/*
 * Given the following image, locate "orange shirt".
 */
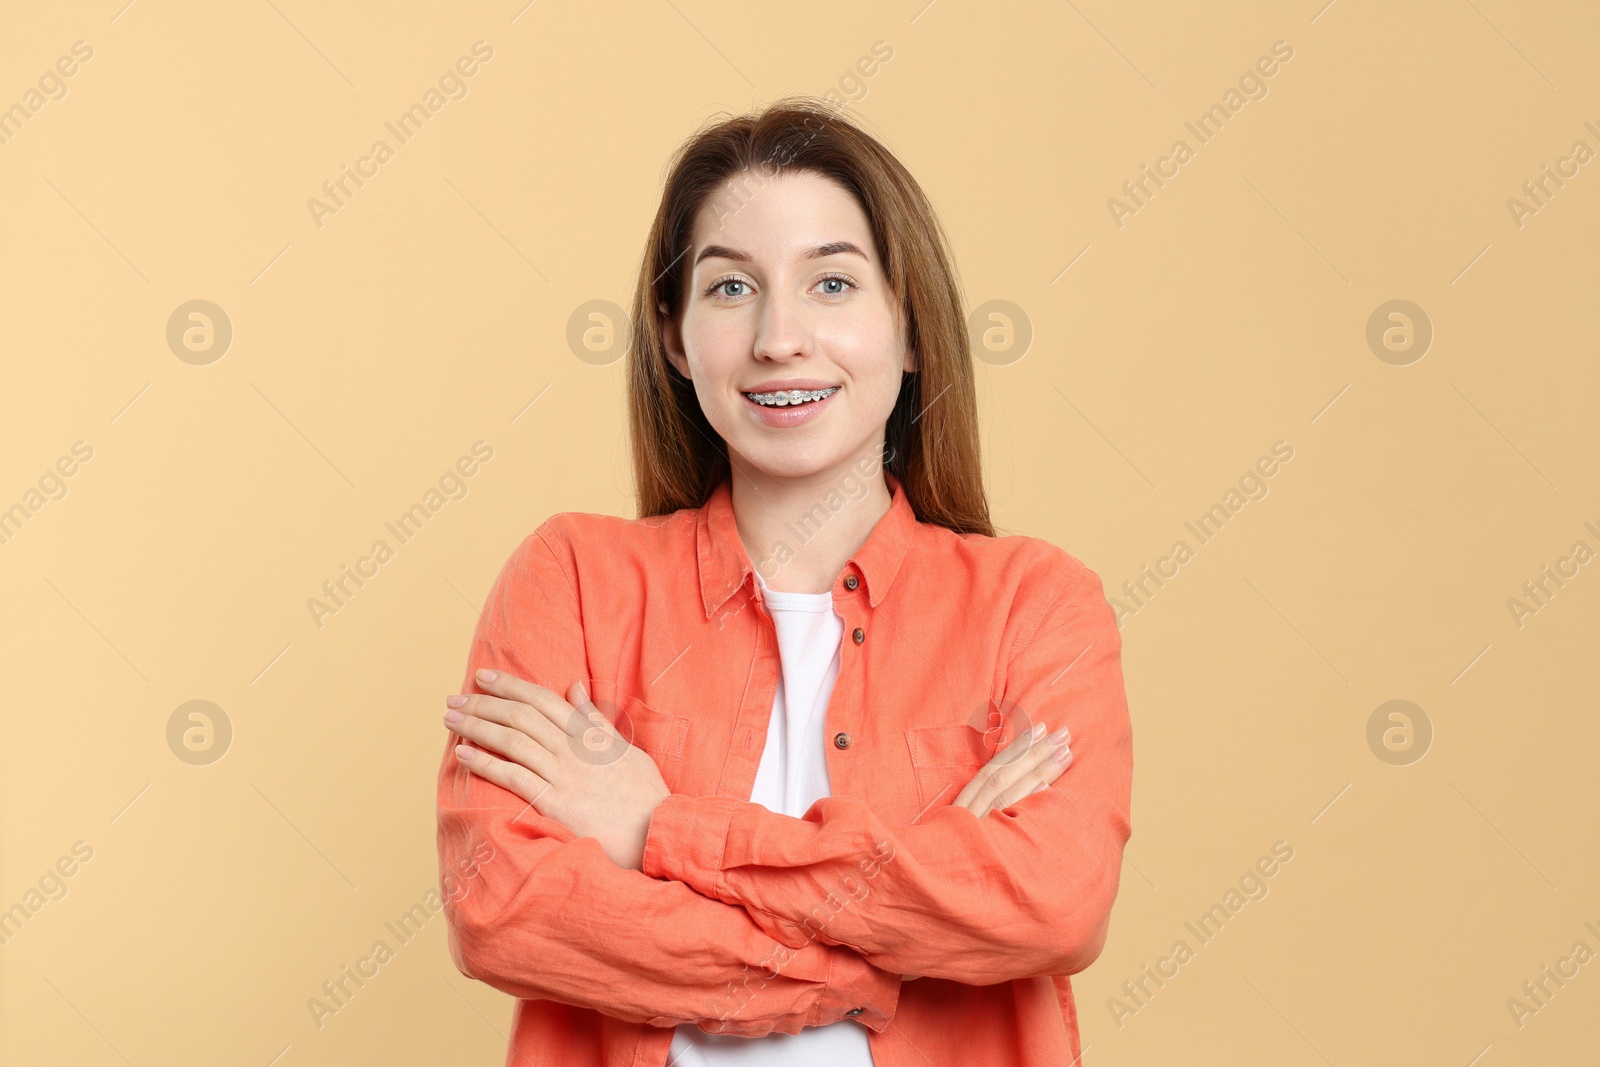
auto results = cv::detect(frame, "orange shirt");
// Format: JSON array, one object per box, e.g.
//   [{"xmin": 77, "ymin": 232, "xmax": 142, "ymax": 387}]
[{"xmin": 436, "ymin": 468, "xmax": 1134, "ymax": 1066}]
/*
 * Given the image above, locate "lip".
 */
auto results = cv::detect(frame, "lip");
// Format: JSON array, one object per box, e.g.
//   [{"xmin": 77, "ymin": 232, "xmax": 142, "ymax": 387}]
[
  {"xmin": 741, "ymin": 378, "xmax": 840, "ymax": 393},
  {"xmin": 742, "ymin": 384, "xmax": 839, "ymax": 428}
]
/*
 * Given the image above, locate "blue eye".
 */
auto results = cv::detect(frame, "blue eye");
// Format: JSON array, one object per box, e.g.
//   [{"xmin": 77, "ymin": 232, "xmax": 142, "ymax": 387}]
[
  {"xmin": 706, "ymin": 278, "xmax": 749, "ymax": 299},
  {"xmin": 703, "ymin": 273, "xmax": 858, "ymax": 300}
]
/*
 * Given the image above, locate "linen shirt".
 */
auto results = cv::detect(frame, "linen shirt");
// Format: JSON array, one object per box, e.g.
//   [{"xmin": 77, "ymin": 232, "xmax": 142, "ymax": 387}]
[
  {"xmin": 668, "ymin": 568, "xmax": 873, "ymax": 1064},
  {"xmin": 436, "ymin": 468, "xmax": 1134, "ymax": 1067}
]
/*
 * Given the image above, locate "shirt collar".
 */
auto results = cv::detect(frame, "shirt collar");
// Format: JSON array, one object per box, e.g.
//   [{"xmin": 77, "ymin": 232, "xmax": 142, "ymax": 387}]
[{"xmin": 697, "ymin": 467, "xmax": 917, "ymax": 618}]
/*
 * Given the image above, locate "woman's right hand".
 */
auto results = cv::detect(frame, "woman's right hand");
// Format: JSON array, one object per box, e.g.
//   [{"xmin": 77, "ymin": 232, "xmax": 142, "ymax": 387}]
[{"xmin": 952, "ymin": 720, "xmax": 1074, "ymax": 820}]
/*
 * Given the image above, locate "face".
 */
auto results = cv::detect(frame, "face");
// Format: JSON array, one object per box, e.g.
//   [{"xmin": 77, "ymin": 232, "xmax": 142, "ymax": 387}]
[{"xmin": 660, "ymin": 169, "xmax": 915, "ymax": 485}]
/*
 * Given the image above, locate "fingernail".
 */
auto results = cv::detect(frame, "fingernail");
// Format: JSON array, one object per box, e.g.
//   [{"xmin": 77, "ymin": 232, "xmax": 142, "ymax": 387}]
[
  {"xmin": 445, "ymin": 695, "xmax": 467, "ymax": 708},
  {"xmin": 476, "ymin": 668, "xmax": 498, "ymax": 683},
  {"xmin": 1052, "ymin": 745, "xmax": 1072, "ymax": 763},
  {"xmin": 1031, "ymin": 781, "xmax": 1047, "ymax": 795},
  {"xmin": 1048, "ymin": 725, "xmax": 1069, "ymax": 744},
  {"xmin": 1030, "ymin": 722, "xmax": 1046, "ymax": 741},
  {"xmin": 575, "ymin": 680, "xmax": 589, "ymax": 702},
  {"xmin": 444, "ymin": 709, "xmax": 463, "ymax": 723},
  {"xmin": 455, "ymin": 744, "xmax": 474, "ymax": 759}
]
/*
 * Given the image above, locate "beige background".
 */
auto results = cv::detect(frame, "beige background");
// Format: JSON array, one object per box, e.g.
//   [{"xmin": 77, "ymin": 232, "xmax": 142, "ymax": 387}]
[{"xmin": 2, "ymin": 1, "xmax": 1597, "ymax": 1064}]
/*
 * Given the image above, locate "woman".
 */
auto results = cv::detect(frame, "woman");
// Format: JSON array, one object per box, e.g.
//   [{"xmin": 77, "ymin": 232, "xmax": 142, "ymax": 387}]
[{"xmin": 436, "ymin": 97, "xmax": 1132, "ymax": 1067}]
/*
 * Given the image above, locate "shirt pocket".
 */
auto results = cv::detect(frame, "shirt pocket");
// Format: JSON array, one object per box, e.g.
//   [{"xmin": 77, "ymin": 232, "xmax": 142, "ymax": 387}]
[
  {"xmin": 613, "ymin": 696, "xmax": 693, "ymax": 795},
  {"xmin": 904, "ymin": 722, "xmax": 992, "ymax": 814}
]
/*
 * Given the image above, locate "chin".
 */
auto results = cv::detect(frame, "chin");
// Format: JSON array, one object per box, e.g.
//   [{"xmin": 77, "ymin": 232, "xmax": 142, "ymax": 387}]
[{"xmin": 735, "ymin": 444, "xmax": 844, "ymax": 482}]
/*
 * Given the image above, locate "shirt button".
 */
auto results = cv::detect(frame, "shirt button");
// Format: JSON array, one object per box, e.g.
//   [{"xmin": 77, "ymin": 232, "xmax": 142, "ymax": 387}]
[
  {"xmin": 845, "ymin": 1007, "xmax": 863, "ymax": 1016},
  {"xmin": 852, "ymin": 627, "xmax": 865, "ymax": 644},
  {"xmin": 834, "ymin": 732, "xmax": 852, "ymax": 749},
  {"xmin": 844, "ymin": 574, "xmax": 859, "ymax": 591}
]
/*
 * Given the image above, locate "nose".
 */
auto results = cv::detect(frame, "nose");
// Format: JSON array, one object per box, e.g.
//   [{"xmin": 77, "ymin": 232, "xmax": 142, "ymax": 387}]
[{"xmin": 752, "ymin": 288, "xmax": 811, "ymax": 362}]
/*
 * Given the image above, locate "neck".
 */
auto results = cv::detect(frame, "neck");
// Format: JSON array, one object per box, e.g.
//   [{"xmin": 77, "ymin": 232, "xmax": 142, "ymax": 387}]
[{"xmin": 728, "ymin": 447, "xmax": 892, "ymax": 594}]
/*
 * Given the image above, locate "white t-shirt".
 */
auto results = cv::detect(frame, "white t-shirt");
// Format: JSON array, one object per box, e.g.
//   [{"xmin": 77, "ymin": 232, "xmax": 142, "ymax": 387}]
[{"xmin": 668, "ymin": 569, "xmax": 875, "ymax": 1066}]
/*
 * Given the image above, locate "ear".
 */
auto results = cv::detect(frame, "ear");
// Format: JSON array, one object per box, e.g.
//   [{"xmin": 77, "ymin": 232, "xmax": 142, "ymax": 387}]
[
  {"xmin": 658, "ymin": 300, "xmax": 690, "ymax": 380},
  {"xmin": 898, "ymin": 311, "xmax": 918, "ymax": 375}
]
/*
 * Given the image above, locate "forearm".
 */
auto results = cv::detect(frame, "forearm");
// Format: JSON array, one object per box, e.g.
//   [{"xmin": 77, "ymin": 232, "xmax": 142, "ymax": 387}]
[
  {"xmin": 439, "ymin": 526, "xmax": 900, "ymax": 1036},
  {"xmin": 642, "ymin": 788, "xmax": 1123, "ymax": 985},
  {"xmin": 440, "ymin": 743, "xmax": 901, "ymax": 1036},
  {"xmin": 640, "ymin": 563, "xmax": 1133, "ymax": 986}
]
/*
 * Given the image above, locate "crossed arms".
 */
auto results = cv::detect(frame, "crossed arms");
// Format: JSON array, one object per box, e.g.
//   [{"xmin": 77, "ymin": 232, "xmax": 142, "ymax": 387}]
[{"xmin": 435, "ymin": 527, "xmax": 1133, "ymax": 1036}]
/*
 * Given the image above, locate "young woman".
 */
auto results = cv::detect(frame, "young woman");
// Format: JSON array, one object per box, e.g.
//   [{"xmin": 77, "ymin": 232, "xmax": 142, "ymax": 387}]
[{"xmin": 436, "ymin": 98, "xmax": 1133, "ymax": 1067}]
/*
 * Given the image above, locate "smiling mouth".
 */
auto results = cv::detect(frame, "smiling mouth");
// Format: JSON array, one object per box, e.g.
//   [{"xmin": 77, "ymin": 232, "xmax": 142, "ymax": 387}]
[{"xmin": 742, "ymin": 386, "xmax": 840, "ymax": 407}]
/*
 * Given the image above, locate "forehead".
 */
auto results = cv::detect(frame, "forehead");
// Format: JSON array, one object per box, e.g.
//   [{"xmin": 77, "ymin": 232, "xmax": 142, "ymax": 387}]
[{"xmin": 688, "ymin": 169, "xmax": 876, "ymax": 263}]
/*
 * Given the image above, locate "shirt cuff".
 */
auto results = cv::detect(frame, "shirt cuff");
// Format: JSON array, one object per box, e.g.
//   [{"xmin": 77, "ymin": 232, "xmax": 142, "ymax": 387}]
[
  {"xmin": 640, "ymin": 793, "xmax": 741, "ymax": 895},
  {"xmin": 818, "ymin": 946, "xmax": 903, "ymax": 1032}
]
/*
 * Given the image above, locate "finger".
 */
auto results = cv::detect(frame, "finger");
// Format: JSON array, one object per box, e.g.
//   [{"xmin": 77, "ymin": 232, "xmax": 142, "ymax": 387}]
[
  {"xmin": 983, "ymin": 745, "xmax": 1072, "ymax": 815},
  {"xmin": 452, "ymin": 691, "xmax": 568, "ymax": 754},
  {"xmin": 958, "ymin": 722, "xmax": 1064, "ymax": 814},
  {"xmin": 968, "ymin": 726, "xmax": 1072, "ymax": 817},
  {"xmin": 552, "ymin": 680, "xmax": 645, "ymax": 769},
  {"xmin": 473, "ymin": 668, "xmax": 574, "ymax": 733},
  {"xmin": 951, "ymin": 722, "xmax": 1043, "ymax": 811},
  {"xmin": 445, "ymin": 709, "xmax": 559, "ymax": 783},
  {"xmin": 566, "ymin": 680, "xmax": 628, "ymax": 752},
  {"xmin": 454, "ymin": 742, "xmax": 551, "ymax": 808}
]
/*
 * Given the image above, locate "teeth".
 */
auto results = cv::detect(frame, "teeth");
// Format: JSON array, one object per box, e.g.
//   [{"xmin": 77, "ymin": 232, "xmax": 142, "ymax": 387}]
[{"xmin": 744, "ymin": 386, "xmax": 838, "ymax": 407}]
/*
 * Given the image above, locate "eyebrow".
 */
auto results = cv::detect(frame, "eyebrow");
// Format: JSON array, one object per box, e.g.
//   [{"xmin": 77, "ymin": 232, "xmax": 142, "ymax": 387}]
[{"xmin": 692, "ymin": 241, "xmax": 869, "ymax": 267}]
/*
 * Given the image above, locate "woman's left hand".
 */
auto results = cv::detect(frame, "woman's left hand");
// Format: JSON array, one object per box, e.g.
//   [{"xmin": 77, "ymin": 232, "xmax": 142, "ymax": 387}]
[{"xmin": 444, "ymin": 668, "xmax": 669, "ymax": 871}]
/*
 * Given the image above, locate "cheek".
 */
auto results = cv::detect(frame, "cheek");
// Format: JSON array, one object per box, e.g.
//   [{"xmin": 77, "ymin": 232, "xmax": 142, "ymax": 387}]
[
  {"xmin": 823, "ymin": 319, "xmax": 903, "ymax": 395},
  {"xmin": 681, "ymin": 317, "xmax": 747, "ymax": 378}
]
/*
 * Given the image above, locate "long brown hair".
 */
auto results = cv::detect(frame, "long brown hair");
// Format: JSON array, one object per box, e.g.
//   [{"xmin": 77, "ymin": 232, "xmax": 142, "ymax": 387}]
[{"xmin": 626, "ymin": 96, "xmax": 993, "ymax": 537}]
